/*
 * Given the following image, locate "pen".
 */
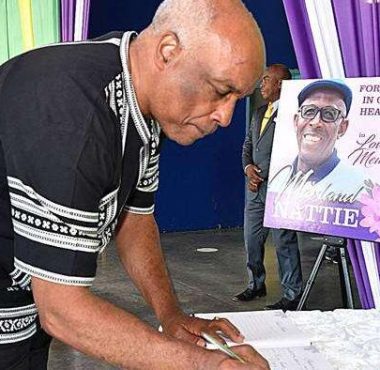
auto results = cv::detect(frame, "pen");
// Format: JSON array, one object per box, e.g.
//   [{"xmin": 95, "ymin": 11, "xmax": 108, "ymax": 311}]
[{"xmin": 201, "ymin": 332, "xmax": 246, "ymax": 364}]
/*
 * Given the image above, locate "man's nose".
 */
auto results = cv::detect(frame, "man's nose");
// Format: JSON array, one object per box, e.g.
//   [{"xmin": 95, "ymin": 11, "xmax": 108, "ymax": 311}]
[
  {"xmin": 210, "ymin": 99, "xmax": 237, "ymax": 128},
  {"xmin": 308, "ymin": 111, "xmax": 323, "ymax": 126}
]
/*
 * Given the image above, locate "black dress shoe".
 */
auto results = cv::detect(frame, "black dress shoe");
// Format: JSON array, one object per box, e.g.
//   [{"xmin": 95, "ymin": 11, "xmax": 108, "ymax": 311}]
[
  {"xmin": 264, "ymin": 297, "xmax": 300, "ymax": 311},
  {"xmin": 233, "ymin": 285, "xmax": 267, "ymax": 302}
]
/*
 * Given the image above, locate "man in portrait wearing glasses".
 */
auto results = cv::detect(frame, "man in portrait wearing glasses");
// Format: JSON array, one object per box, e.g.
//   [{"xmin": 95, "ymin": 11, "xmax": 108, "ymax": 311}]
[
  {"xmin": 292, "ymin": 80, "xmax": 354, "ymax": 186},
  {"xmin": 269, "ymin": 80, "xmax": 368, "ymax": 264},
  {"xmin": 270, "ymin": 80, "xmax": 366, "ymax": 213}
]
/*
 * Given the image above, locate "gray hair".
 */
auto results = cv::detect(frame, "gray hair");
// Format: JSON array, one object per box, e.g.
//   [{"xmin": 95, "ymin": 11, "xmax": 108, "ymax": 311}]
[
  {"xmin": 151, "ymin": 0, "xmax": 215, "ymax": 49},
  {"xmin": 151, "ymin": 0, "xmax": 252, "ymax": 50}
]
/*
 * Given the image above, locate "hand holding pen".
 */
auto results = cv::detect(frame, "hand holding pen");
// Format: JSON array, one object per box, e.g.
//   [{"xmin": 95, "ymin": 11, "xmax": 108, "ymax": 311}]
[
  {"xmin": 201, "ymin": 331, "xmax": 246, "ymax": 363},
  {"xmin": 201, "ymin": 331, "xmax": 270, "ymax": 369},
  {"xmin": 161, "ymin": 312, "xmax": 269, "ymax": 368}
]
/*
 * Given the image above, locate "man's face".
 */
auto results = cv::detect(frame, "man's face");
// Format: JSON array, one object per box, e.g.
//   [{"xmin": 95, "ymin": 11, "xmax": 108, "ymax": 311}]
[
  {"xmin": 294, "ymin": 89, "xmax": 349, "ymax": 171},
  {"xmin": 260, "ymin": 68, "xmax": 281, "ymax": 102},
  {"xmin": 150, "ymin": 32, "xmax": 263, "ymax": 145}
]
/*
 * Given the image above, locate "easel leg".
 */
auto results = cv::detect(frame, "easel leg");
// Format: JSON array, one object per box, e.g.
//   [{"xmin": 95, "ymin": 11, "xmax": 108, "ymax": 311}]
[
  {"xmin": 297, "ymin": 244, "xmax": 328, "ymax": 311},
  {"xmin": 338, "ymin": 247, "xmax": 354, "ymax": 309}
]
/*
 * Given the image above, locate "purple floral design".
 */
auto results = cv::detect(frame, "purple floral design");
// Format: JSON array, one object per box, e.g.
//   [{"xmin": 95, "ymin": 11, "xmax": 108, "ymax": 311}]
[{"xmin": 360, "ymin": 182, "xmax": 380, "ymax": 237}]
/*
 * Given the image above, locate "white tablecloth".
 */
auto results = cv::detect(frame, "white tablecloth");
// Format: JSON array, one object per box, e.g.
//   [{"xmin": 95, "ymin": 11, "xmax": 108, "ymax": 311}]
[{"xmin": 286, "ymin": 309, "xmax": 380, "ymax": 369}]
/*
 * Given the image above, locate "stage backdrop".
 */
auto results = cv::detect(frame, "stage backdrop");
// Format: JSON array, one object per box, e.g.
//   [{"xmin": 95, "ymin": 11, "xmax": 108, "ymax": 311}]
[{"xmin": 265, "ymin": 77, "xmax": 380, "ymax": 242}]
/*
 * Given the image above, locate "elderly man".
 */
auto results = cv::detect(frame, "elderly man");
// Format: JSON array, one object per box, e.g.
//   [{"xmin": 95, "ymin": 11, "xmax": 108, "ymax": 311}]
[
  {"xmin": 293, "ymin": 80, "xmax": 353, "ymax": 184},
  {"xmin": 272, "ymin": 80, "xmax": 364, "ymax": 195},
  {"xmin": 234, "ymin": 64, "xmax": 303, "ymax": 312},
  {"xmin": 0, "ymin": 1, "xmax": 268, "ymax": 369},
  {"xmin": 269, "ymin": 80, "xmax": 365, "ymax": 268}
]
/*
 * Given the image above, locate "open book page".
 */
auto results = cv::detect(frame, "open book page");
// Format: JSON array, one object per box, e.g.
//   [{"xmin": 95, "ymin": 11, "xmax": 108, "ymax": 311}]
[
  {"xmin": 258, "ymin": 346, "xmax": 334, "ymax": 370},
  {"xmin": 196, "ymin": 310, "xmax": 310, "ymax": 349}
]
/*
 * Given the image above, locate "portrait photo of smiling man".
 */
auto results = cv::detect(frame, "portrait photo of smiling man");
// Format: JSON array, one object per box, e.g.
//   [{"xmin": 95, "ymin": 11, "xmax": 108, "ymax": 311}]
[
  {"xmin": 268, "ymin": 79, "xmax": 367, "ymax": 197},
  {"xmin": 293, "ymin": 80, "xmax": 353, "ymax": 184},
  {"xmin": 264, "ymin": 78, "xmax": 375, "ymax": 242}
]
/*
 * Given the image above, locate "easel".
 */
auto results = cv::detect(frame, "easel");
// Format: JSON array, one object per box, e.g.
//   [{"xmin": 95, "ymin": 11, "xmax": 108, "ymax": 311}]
[{"xmin": 297, "ymin": 236, "xmax": 354, "ymax": 311}]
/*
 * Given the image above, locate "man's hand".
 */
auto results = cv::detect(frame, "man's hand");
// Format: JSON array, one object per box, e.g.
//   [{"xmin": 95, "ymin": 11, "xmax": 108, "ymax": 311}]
[
  {"xmin": 215, "ymin": 345, "xmax": 270, "ymax": 370},
  {"xmin": 246, "ymin": 164, "xmax": 263, "ymax": 192},
  {"xmin": 162, "ymin": 312, "xmax": 270, "ymax": 369},
  {"xmin": 161, "ymin": 311, "xmax": 244, "ymax": 347}
]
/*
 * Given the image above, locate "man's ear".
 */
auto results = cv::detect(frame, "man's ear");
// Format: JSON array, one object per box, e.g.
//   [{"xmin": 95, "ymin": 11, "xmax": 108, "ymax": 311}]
[
  {"xmin": 293, "ymin": 113, "xmax": 299, "ymax": 131},
  {"xmin": 338, "ymin": 118, "xmax": 349, "ymax": 138},
  {"xmin": 155, "ymin": 32, "xmax": 182, "ymax": 70}
]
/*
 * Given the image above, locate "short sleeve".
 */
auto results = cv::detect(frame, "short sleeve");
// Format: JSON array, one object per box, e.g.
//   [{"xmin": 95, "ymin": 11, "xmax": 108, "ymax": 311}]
[
  {"xmin": 0, "ymin": 60, "xmax": 120, "ymax": 286},
  {"xmin": 124, "ymin": 122, "xmax": 161, "ymax": 215}
]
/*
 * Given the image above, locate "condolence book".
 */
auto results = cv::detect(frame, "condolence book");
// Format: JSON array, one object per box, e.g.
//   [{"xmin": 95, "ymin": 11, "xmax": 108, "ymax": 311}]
[{"xmin": 196, "ymin": 310, "xmax": 333, "ymax": 370}]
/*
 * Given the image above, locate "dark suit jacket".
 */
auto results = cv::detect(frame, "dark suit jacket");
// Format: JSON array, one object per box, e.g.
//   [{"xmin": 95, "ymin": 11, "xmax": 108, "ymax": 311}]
[{"xmin": 242, "ymin": 104, "xmax": 277, "ymax": 198}]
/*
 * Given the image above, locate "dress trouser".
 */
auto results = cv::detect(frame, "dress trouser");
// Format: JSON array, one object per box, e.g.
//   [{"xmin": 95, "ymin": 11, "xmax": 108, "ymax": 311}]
[
  {"xmin": 0, "ymin": 325, "xmax": 51, "ymax": 370},
  {"xmin": 244, "ymin": 187, "xmax": 303, "ymax": 300}
]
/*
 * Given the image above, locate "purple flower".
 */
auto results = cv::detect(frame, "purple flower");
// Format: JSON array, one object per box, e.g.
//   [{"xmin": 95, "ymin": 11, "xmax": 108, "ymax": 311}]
[{"xmin": 360, "ymin": 185, "xmax": 380, "ymax": 236}]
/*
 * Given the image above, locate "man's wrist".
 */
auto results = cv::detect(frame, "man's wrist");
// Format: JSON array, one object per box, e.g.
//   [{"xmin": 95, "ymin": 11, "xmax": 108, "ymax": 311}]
[
  {"xmin": 156, "ymin": 303, "xmax": 183, "ymax": 325},
  {"xmin": 244, "ymin": 164, "xmax": 253, "ymax": 175}
]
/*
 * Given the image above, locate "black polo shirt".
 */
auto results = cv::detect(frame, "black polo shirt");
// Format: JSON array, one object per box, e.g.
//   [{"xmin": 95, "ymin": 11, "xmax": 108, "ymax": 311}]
[{"xmin": 0, "ymin": 31, "xmax": 161, "ymax": 344}]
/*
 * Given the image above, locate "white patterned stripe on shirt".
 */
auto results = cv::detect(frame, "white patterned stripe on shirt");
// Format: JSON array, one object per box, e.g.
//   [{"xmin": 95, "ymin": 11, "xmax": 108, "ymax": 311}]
[
  {"xmin": 14, "ymin": 258, "xmax": 95, "ymax": 286},
  {"xmin": 0, "ymin": 304, "xmax": 38, "ymax": 344}
]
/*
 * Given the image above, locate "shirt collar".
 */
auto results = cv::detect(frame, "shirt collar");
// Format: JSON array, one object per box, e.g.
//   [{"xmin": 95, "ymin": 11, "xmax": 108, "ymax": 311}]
[
  {"xmin": 120, "ymin": 31, "xmax": 151, "ymax": 145},
  {"xmin": 270, "ymin": 99, "xmax": 279, "ymax": 113},
  {"xmin": 293, "ymin": 149, "xmax": 340, "ymax": 182}
]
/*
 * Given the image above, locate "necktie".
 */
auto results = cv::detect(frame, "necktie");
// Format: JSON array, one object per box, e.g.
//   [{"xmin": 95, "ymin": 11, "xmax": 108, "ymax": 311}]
[{"xmin": 260, "ymin": 103, "xmax": 273, "ymax": 136}]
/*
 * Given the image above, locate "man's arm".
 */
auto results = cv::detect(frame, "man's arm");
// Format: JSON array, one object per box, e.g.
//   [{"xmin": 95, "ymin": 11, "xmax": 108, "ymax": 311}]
[
  {"xmin": 242, "ymin": 114, "xmax": 263, "ymax": 191},
  {"xmin": 242, "ymin": 116, "xmax": 254, "ymax": 172},
  {"xmin": 115, "ymin": 212, "xmax": 180, "ymax": 327},
  {"xmin": 32, "ymin": 278, "xmax": 214, "ymax": 369},
  {"xmin": 33, "ymin": 277, "xmax": 269, "ymax": 369},
  {"xmin": 31, "ymin": 214, "xmax": 269, "ymax": 369},
  {"xmin": 115, "ymin": 212, "xmax": 244, "ymax": 345}
]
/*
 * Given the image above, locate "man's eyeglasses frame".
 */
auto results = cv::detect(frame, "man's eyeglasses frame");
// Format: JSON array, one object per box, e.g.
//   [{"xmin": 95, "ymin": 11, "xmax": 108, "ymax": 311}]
[{"xmin": 298, "ymin": 104, "xmax": 346, "ymax": 124}]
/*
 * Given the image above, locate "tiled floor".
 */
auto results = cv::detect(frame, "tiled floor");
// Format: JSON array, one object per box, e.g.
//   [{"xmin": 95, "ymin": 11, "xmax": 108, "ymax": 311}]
[{"xmin": 48, "ymin": 229, "xmax": 360, "ymax": 369}]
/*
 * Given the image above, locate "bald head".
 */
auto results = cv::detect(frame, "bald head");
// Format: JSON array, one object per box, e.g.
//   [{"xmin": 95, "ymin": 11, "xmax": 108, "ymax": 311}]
[
  {"xmin": 130, "ymin": 0, "xmax": 265, "ymax": 145},
  {"xmin": 151, "ymin": 0, "xmax": 215, "ymax": 49},
  {"xmin": 148, "ymin": 0, "xmax": 265, "ymax": 93},
  {"xmin": 260, "ymin": 64, "xmax": 291, "ymax": 102},
  {"xmin": 151, "ymin": 0, "xmax": 260, "ymax": 50},
  {"xmin": 267, "ymin": 64, "xmax": 292, "ymax": 81}
]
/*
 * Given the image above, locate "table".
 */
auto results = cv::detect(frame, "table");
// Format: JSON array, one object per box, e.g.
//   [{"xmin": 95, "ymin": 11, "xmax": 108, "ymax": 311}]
[{"xmin": 286, "ymin": 309, "xmax": 380, "ymax": 369}]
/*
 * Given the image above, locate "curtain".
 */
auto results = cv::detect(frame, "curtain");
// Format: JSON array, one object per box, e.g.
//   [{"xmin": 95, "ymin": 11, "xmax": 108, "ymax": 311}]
[
  {"xmin": 32, "ymin": 0, "xmax": 60, "ymax": 47},
  {"xmin": 61, "ymin": 0, "xmax": 91, "ymax": 42},
  {"xmin": 282, "ymin": 0, "xmax": 320, "ymax": 78},
  {"xmin": 282, "ymin": 0, "xmax": 380, "ymax": 309},
  {"xmin": 1, "ymin": 0, "xmax": 91, "ymax": 65},
  {"xmin": 18, "ymin": 0, "xmax": 35, "ymax": 51},
  {"xmin": 60, "ymin": 0, "xmax": 74, "ymax": 41},
  {"xmin": 0, "ymin": 0, "xmax": 9, "ymax": 63},
  {"xmin": 2, "ymin": 0, "xmax": 24, "ymax": 63}
]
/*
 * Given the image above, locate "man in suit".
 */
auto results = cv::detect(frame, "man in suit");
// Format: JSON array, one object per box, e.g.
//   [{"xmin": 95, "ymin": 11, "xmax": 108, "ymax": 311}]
[{"xmin": 233, "ymin": 64, "xmax": 303, "ymax": 311}]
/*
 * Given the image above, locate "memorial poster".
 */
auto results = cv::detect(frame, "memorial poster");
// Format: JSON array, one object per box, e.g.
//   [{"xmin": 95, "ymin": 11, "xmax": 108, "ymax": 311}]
[{"xmin": 264, "ymin": 78, "xmax": 380, "ymax": 242}]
